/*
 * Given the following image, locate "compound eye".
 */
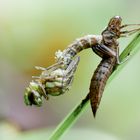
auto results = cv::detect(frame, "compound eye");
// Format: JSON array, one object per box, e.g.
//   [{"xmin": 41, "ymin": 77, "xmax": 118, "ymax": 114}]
[
  {"xmin": 24, "ymin": 87, "xmax": 43, "ymax": 106},
  {"xmin": 24, "ymin": 89, "xmax": 33, "ymax": 106}
]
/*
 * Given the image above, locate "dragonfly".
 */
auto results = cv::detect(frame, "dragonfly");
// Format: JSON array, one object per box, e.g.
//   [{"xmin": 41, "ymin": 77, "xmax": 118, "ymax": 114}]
[{"xmin": 24, "ymin": 16, "xmax": 140, "ymax": 116}]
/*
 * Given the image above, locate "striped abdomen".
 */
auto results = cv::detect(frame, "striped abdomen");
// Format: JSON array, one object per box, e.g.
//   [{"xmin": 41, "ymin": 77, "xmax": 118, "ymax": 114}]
[
  {"xmin": 89, "ymin": 57, "xmax": 116, "ymax": 117},
  {"xmin": 60, "ymin": 35, "xmax": 102, "ymax": 61}
]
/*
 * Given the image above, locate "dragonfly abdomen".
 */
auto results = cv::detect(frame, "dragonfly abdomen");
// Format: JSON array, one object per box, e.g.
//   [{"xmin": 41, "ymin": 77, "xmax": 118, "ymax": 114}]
[{"xmin": 55, "ymin": 35, "xmax": 102, "ymax": 64}]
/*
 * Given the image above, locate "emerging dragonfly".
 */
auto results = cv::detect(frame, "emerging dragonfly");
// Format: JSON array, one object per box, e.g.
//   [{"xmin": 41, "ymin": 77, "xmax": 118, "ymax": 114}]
[{"xmin": 24, "ymin": 16, "xmax": 140, "ymax": 116}]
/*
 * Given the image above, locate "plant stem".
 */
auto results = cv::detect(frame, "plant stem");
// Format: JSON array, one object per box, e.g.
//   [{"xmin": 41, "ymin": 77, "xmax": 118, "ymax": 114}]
[{"xmin": 49, "ymin": 33, "xmax": 140, "ymax": 140}]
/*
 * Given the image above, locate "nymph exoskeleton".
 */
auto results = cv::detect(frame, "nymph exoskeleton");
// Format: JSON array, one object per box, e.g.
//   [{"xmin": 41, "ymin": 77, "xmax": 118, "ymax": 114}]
[{"xmin": 89, "ymin": 16, "xmax": 140, "ymax": 116}]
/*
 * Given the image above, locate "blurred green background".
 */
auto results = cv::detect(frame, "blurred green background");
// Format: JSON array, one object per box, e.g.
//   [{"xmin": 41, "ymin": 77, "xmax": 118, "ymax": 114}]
[{"xmin": 0, "ymin": 0, "xmax": 140, "ymax": 140}]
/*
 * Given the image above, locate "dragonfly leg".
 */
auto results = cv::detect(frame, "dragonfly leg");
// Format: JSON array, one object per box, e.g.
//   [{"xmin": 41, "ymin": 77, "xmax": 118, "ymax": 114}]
[
  {"xmin": 92, "ymin": 44, "xmax": 116, "ymax": 58},
  {"xmin": 116, "ymin": 47, "xmax": 130, "ymax": 65},
  {"xmin": 61, "ymin": 56, "xmax": 80, "ymax": 89},
  {"xmin": 120, "ymin": 24, "xmax": 140, "ymax": 37},
  {"xmin": 35, "ymin": 61, "xmax": 63, "ymax": 72},
  {"xmin": 64, "ymin": 56, "xmax": 80, "ymax": 76}
]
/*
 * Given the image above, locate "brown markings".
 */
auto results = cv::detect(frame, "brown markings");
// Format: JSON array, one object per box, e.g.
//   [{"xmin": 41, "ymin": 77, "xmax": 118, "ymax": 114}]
[
  {"xmin": 88, "ymin": 16, "xmax": 122, "ymax": 117},
  {"xmin": 89, "ymin": 57, "xmax": 116, "ymax": 117},
  {"xmin": 62, "ymin": 35, "xmax": 101, "ymax": 59}
]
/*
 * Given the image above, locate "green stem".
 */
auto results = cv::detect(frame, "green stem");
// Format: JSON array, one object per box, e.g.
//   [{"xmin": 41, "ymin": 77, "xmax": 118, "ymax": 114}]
[{"xmin": 49, "ymin": 33, "xmax": 140, "ymax": 140}]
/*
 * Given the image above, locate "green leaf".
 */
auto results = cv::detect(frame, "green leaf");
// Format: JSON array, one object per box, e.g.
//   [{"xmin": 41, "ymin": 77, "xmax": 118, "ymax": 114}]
[{"xmin": 48, "ymin": 33, "xmax": 140, "ymax": 140}]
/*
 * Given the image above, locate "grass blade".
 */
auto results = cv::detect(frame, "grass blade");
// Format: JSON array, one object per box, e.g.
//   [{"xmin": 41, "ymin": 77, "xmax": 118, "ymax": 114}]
[{"xmin": 49, "ymin": 33, "xmax": 140, "ymax": 140}]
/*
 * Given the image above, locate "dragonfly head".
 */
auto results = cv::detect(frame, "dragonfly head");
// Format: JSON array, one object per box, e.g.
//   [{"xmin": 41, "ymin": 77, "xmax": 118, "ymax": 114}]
[{"xmin": 24, "ymin": 81, "xmax": 43, "ymax": 107}]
